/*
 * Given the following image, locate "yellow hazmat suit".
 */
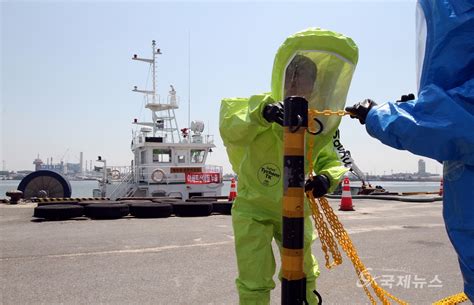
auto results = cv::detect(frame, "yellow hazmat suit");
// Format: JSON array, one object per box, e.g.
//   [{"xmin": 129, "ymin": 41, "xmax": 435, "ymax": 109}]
[{"xmin": 220, "ymin": 28, "xmax": 358, "ymax": 304}]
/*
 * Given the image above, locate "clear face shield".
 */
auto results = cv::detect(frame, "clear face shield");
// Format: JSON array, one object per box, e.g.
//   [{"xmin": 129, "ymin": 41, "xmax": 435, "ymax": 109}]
[
  {"xmin": 416, "ymin": 2, "xmax": 427, "ymax": 91},
  {"xmin": 283, "ymin": 51, "xmax": 356, "ymax": 136}
]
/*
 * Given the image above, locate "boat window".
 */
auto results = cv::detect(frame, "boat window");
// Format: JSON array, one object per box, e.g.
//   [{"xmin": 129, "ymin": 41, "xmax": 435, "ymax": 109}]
[
  {"xmin": 191, "ymin": 149, "xmax": 206, "ymax": 163},
  {"xmin": 153, "ymin": 149, "xmax": 172, "ymax": 163},
  {"xmin": 140, "ymin": 151, "xmax": 147, "ymax": 164},
  {"xmin": 178, "ymin": 155, "xmax": 186, "ymax": 163}
]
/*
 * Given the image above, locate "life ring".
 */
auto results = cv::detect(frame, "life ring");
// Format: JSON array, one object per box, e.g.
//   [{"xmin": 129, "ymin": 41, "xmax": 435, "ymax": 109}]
[
  {"xmin": 111, "ymin": 170, "xmax": 121, "ymax": 180},
  {"xmin": 151, "ymin": 169, "xmax": 166, "ymax": 183}
]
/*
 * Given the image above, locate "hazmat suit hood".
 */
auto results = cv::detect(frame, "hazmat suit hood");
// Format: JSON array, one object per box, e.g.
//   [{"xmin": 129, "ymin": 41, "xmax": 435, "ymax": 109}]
[
  {"xmin": 220, "ymin": 28, "xmax": 358, "ymax": 191},
  {"xmin": 271, "ymin": 28, "xmax": 359, "ymax": 139},
  {"xmin": 417, "ymin": 1, "xmax": 474, "ymax": 92}
]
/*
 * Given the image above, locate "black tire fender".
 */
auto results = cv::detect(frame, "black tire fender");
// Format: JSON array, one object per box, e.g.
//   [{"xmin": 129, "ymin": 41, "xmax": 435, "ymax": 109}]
[
  {"xmin": 129, "ymin": 202, "xmax": 173, "ymax": 218},
  {"xmin": 84, "ymin": 203, "xmax": 129, "ymax": 219},
  {"xmin": 33, "ymin": 204, "xmax": 84, "ymax": 220},
  {"xmin": 173, "ymin": 201, "xmax": 213, "ymax": 217},
  {"xmin": 212, "ymin": 201, "xmax": 233, "ymax": 215}
]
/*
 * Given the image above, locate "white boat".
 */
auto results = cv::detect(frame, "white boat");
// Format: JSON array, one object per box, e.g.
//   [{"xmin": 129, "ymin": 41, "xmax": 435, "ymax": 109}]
[{"xmin": 94, "ymin": 41, "xmax": 223, "ymax": 200}]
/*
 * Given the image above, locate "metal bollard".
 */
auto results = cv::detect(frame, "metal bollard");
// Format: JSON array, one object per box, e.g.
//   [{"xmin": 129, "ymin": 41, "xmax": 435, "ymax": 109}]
[
  {"xmin": 282, "ymin": 96, "xmax": 308, "ymax": 305},
  {"xmin": 5, "ymin": 190, "xmax": 23, "ymax": 205}
]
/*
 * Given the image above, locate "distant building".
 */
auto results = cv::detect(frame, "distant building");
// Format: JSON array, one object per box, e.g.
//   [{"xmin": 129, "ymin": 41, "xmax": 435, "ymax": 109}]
[
  {"xmin": 418, "ymin": 159, "xmax": 426, "ymax": 176},
  {"xmin": 32, "ymin": 154, "xmax": 83, "ymax": 175},
  {"xmin": 33, "ymin": 155, "xmax": 43, "ymax": 171},
  {"xmin": 39, "ymin": 162, "xmax": 82, "ymax": 175}
]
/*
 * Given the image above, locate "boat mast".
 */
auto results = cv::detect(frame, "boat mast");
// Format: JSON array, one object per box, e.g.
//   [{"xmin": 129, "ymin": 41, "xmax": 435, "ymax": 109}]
[
  {"xmin": 188, "ymin": 31, "xmax": 191, "ymax": 129},
  {"xmin": 152, "ymin": 40, "xmax": 157, "ymax": 104},
  {"xmin": 132, "ymin": 41, "xmax": 181, "ymax": 142}
]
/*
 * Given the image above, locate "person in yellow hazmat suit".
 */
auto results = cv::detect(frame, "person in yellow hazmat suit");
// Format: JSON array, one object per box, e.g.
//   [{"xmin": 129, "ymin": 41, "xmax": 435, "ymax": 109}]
[{"xmin": 219, "ymin": 28, "xmax": 358, "ymax": 305}]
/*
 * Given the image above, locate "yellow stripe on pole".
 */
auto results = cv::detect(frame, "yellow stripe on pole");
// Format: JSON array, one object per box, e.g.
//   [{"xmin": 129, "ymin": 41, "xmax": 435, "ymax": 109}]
[
  {"xmin": 284, "ymin": 127, "xmax": 305, "ymax": 155},
  {"xmin": 282, "ymin": 248, "xmax": 305, "ymax": 280},
  {"xmin": 283, "ymin": 187, "xmax": 305, "ymax": 218}
]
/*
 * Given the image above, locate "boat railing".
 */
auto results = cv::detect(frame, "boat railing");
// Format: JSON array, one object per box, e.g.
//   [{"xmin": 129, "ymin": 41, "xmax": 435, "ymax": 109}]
[
  {"xmin": 142, "ymin": 94, "xmax": 180, "ymax": 107},
  {"xmin": 189, "ymin": 134, "xmax": 214, "ymax": 144},
  {"xmin": 108, "ymin": 171, "xmax": 135, "ymax": 200},
  {"xmin": 144, "ymin": 94, "xmax": 161, "ymax": 104},
  {"xmin": 107, "ymin": 165, "xmax": 134, "ymax": 181}
]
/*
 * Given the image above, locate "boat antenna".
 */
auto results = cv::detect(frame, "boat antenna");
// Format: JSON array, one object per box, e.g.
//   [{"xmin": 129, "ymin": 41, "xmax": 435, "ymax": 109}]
[
  {"xmin": 152, "ymin": 40, "xmax": 157, "ymax": 104},
  {"xmin": 188, "ymin": 30, "xmax": 191, "ymax": 128}
]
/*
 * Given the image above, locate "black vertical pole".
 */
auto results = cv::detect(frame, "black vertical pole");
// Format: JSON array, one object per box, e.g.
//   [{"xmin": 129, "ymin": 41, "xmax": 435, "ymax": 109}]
[{"xmin": 282, "ymin": 96, "xmax": 308, "ymax": 305}]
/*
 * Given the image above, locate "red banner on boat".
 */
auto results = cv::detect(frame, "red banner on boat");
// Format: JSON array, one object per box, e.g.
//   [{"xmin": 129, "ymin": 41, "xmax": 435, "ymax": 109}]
[{"xmin": 185, "ymin": 172, "xmax": 220, "ymax": 184}]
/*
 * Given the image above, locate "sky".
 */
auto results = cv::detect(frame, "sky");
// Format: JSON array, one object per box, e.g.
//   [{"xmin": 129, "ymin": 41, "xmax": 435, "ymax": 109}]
[{"xmin": 1, "ymin": 0, "xmax": 443, "ymax": 175}]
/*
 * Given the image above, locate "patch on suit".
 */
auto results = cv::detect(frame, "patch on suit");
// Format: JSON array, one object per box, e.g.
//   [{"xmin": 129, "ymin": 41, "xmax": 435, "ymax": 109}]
[{"xmin": 257, "ymin": 163, "xmax": 281, "ymax": 187}]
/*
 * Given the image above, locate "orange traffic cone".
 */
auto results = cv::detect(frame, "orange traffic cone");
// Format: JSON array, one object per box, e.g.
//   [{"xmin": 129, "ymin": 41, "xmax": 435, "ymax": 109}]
[
  {"xmin": 339, "ymin": 177, "xmax": 355, "ymax": 211},
  {"xmin": 439, "ymin": 178, "xmax": 444, "ymax": 196},
  {"xmin": 228, "ymin": 178, "xmax": 237, "ymax": 201}
]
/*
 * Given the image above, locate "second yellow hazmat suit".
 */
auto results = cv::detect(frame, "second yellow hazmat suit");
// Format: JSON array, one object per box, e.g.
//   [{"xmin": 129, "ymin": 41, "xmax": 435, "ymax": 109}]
[{"xmin": 219, "ymin": 28, "xmax": 358, "ymax": 305}]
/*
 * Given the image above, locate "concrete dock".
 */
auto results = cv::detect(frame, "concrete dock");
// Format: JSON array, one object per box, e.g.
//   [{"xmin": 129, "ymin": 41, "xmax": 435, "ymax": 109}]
[{"xmin": 0, "ymin": 199, "xmax": 465, "ymax": 305}]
